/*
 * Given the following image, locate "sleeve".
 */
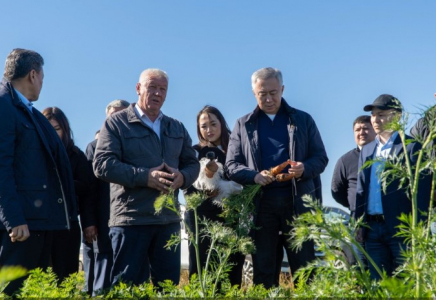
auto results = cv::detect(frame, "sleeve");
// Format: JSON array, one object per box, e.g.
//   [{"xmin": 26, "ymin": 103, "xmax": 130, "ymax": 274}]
[
  {"xmin": 93, "ymin": 119, "xmax": 149, "ymax": 188},
  {"xmin": 331, "ymin": 157, "xmax": 350, "ymax": 208},
  {"xmin": 72, "ymin": 149, "xmax": 98, "ymax": 229},
  {"xmin": 225, "ymin": 119, "xmax": 258, "ymax": 184},
  {"xmin": 177, "ymin": 124, "xmax": 200, "ymax": 190},
  {"xmin": 0, "ymin": 102, "xmax": 26, "ymax": 230},
  {"xmin": 300, "ymin": 115, "xmax": 329, "ymax": 181}
]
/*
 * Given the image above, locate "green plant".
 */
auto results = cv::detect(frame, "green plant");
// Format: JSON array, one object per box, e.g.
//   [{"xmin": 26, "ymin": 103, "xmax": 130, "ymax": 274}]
[
  {"xmin": 0, "ymin": 266, "xmax": 27, "ymax": 296},
  {"xmin": 154, "ymin": 185, "xmax": 259, "ymax": 297}
]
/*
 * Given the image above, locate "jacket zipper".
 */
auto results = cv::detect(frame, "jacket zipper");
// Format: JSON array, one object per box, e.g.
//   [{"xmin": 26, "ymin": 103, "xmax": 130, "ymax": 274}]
[{"xmin": 54, "ymin": 166, "xmax": 70, "ymax": 230}]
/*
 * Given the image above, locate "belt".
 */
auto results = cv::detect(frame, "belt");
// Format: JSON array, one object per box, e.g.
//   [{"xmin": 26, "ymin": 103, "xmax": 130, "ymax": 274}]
[{"xmin": 367, "ymin": 214, "xmax": 385, "ymax": 223}]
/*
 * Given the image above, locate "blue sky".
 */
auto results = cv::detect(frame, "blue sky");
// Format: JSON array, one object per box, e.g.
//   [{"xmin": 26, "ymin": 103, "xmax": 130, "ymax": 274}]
[{"xmin": 2, "ymin": 1, "xmax": 435, "ymax": 210}]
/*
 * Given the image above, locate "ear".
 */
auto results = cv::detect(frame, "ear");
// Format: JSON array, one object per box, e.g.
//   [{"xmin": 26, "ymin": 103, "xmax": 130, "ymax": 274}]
[
  {"xmin": 281, "ymin": 85, "xmax": 285, "ymax": 93},
  {"xmin": 28, "ymin": 69, "xmax": 37, "ymax": 83},
  {"xmin": 136, "ymin": 82, "xmax": 141, "ymax": 95}
]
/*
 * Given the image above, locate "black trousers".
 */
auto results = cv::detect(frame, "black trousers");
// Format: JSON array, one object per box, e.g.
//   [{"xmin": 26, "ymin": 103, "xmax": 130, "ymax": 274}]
[
  {"xmin": 185, "ymin": 206, "xmax": 245, "ymax": 286},
  {"xmin": 51, "ymin": 221, "xmax": 81, "ymax": 283},
  {"xmin": 252, "ymin": 196, "xmax": 315, "ymax": 289},
  {"xmin": 0, "ymin": 230, "xmax": 53, "ymax": 295}
]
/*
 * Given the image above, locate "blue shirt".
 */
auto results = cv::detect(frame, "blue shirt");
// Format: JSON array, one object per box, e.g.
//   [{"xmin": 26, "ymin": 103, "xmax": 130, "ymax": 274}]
[
  {"xmin": 134, "ymin": 104, "xmax": 163, "ymax": 138},
  {"xmin": 14, "ymin": 88, "xmax": 33, "ymax": 113},
  {"xmin": 367, "ymin": 131, "xmax": 399, "ymax": 215}
]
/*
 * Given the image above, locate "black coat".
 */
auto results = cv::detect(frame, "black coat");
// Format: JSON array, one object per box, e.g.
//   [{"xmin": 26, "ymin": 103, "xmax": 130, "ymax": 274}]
[{"xmin": 0, "ymin": 79, "xmax": 77, "ymax": 231}]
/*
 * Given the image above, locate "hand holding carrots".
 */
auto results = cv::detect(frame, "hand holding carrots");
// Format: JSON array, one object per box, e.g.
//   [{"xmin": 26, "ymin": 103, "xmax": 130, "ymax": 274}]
[
  {"xmin": 254, "ymin": 170, "xmax": 274, "ymax": 186},
  {"xmin": 287, "ymin": 161, "xmax": 304, "ymax": 179}
]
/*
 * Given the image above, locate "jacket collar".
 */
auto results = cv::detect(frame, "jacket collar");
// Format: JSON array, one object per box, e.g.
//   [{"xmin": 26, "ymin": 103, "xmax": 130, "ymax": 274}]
[
  {"xmin": 247, "ymin": 98, "xmax": 296, "ymax": 123},
  {"xmin": 126, "ymin": 103, "xmax": 168, "ymax": 126},
  {"xmin": 1, "ymin": 79, "xmax": 22, "ymax": 108}
]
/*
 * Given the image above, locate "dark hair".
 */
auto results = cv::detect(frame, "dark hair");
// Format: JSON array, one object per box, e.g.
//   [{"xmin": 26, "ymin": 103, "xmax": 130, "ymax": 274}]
[
  {"xmin": 42, "ymin": 107, "xmax": 74, "ymax": 152},
  {"xmin": 196, "ymin": 105, "xmax": 231, "ymax": 153},
  {"xmin": 353, "ymin": 115, "xmax": 371, "ymax": 129},
  {"xmin": 3, "ymin": 48, "xmax": 44, "ymax": 81}
]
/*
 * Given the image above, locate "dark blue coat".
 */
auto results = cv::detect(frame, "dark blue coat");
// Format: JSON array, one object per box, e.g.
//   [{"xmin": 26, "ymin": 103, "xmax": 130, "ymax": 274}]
[
  {"xmin": 0, "ymin": 79, "xmax": 77, "ymax": 231},
  {"xmin": 225, "ymin": 98, "xmax": 328, "ymax": 215},
  {"xmin": 355, "ymin": 133, "xmax": 431, "ymax": 238}
]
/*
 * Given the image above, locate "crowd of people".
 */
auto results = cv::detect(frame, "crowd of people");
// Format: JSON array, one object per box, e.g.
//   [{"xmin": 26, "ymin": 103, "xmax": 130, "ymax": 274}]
[{"xmin": 0, "ymin": 48, "xmax": 433, "ymax": 296}]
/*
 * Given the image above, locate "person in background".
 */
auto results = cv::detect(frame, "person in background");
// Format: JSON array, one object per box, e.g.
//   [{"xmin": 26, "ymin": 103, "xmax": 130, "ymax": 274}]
[
  {"xmin": 0, "ymin": 49, "xmax": 77, "ymax": 295},
  {"xmin": 82, "ymin": 99, "xmax": 129, "ymax": 296},
  {"xmin": 93, "ymin": 68, "xmax": 199, "ymax": 287},
  {"xmin": 42, "ymin": 107, "xmax": 97, "ymax": 283},
  {"xmin": 332, "ymin": 115, "xmax": 376, "ymax": 213},
  {"xmin": 184, "ymin": 105, "xmax": 245, "ymax": 286},
  {"xmin": 225, "ymin": 67, "xmax": 328, "ymax": 288},
  {"xmin": 355, "ymin": 94, "xmax": 431, "ymax": 280},
  {"xmin": 331, "ymin": 115, "xmax": 376, "ymax": 265}
]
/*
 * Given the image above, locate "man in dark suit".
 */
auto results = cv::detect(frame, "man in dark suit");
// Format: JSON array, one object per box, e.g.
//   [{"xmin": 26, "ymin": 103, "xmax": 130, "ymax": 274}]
[
  {"xmin": 82, "ymin": 99, "xmax": 129, "ymax": 296},
  {"xmin": 355, "ymin": 94, "xmax": 431, "ymax": 280},
  {"xmin": 0, "ymin": 48, "xmax": 77, "ymax": 295}
]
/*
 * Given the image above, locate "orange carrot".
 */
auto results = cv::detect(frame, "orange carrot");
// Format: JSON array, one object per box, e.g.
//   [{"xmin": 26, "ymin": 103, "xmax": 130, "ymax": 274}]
[
  {"xmin": 270, "ymin": 160, "xmax": 290, "ymax": 176},
  {"xmin": 275, "ymin": 173, "xmax": 295, "ymax": 182}
]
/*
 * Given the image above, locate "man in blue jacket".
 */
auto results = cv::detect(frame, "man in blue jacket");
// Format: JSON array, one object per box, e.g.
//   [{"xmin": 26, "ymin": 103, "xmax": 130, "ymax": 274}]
[
  {"xmin": 0, "ymin": 49, "xmax": 77, "ymax": 294},
  {"xmin": 225, "ymin": 67, "xmax": 328, "ymax": 288},
  {"xmin": 355, "ymin": 94, "xmax": 431, "ymax": 280}
]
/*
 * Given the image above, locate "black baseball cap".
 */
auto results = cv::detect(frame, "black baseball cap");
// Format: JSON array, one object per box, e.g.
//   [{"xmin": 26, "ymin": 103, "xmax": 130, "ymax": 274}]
[{"xmin": 363, "ymin": 94, "xmax": 402, "ymax": 112}]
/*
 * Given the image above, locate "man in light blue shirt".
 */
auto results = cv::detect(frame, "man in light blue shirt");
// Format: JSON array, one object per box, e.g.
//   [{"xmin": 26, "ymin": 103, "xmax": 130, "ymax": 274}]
[{"xmin": 355, "ymin": 94, "xmax": 431, "ymax": 280}]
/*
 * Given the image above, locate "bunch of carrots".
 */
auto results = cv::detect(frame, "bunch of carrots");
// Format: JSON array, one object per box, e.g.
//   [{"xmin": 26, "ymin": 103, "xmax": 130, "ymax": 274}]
[{"xmin": 268, "ymin": 159, "xmax": 296, "ymax": 182}]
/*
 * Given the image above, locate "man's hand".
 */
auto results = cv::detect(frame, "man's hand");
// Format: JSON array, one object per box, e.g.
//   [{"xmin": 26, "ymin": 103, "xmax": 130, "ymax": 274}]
[
  {"xmin": 288, "ymin": 161, "xmax": 304, "ymax": 179},
  {"xmin": 83, "ymin": 226, "xmax": 98, "ymax": 244},
  {"xmin": 165, "ymin": 163, "xmax": 185, "ymax": 190},
  {"xmin": 9, "ymin": 224, "xmax": 30, "ymax": 242},
  {"xmin": 254, "ymin": 170, "xmax": 274, "ymax": 186},
  {"xmin": 147, "ymin": 163, "xmax": 174, "ymax": 193},
  {"xmin": 355, "ymin": 227, "xmax": 364, "ymax": 243}
]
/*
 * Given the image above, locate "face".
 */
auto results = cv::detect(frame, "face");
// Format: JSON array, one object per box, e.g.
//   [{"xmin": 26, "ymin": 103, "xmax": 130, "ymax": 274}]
[
  {"xmin": 136, "ymin": 75, "xmax": 168, "ymax": 115},
  {"xmin": 29, "ymin": 68, "xmax": 44, "ymax": 101},
  {"xmin": 49, "ymin": 119, "xmax": 63, "ymax": 140},
  {"xmin": 353, "ymin": 122, "xmax": 376, "ymax": 147},
  {"xmin": 370, "ymin": 108, "xmax": 397, "ymax": 135},
  {"xmin": 252, "ymin": 77, "xmax": 284, "ymax": 115},
  {"xmin": 199, "ymin": 113, "xmax": 222, "ymax": 146}
]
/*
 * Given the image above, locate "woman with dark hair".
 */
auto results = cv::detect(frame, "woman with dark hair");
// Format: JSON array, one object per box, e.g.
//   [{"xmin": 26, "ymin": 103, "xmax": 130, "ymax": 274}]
[
  {"xmin": 185, "ymin": 105, "xmax": 245, "ymax": 286},
  {"xmin": 42, "ymin": 107, "xmax": 96, "ymax": 283}
]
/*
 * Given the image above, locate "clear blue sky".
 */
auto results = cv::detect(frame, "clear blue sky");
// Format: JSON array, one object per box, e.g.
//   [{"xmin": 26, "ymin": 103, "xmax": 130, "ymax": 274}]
[{"xmin": 2, "ymin": 1, "xmax": 435, "ymax": 210}]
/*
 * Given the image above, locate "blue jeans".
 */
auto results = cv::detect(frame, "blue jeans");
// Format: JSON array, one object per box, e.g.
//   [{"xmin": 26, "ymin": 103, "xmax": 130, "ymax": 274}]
[
  {"xmin": 365, "ymin": 221, "xmax": 405, "ymax": 280},
  {"xmin": 109, "ymin": 223, "xmax": 181, "ymax": 287}
]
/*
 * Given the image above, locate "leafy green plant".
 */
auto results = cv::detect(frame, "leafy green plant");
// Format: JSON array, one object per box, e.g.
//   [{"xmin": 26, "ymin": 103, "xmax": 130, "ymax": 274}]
[
  {"xmin": 154, "ymin": 185, "xmax": 259, "ymax": 297},
  {"xmin": 0, "ymin": 266, "xmax": 27, "ymax": 296}
]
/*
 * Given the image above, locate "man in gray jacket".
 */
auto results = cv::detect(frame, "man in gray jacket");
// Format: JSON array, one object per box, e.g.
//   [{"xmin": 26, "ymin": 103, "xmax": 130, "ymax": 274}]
[
  {"xmin": 226, "ymin": 67, "xmax": 328, "ymax": 288},
  {"xmin": 93, "ymin": 69, "xmax": 199, "ymax": 287}
]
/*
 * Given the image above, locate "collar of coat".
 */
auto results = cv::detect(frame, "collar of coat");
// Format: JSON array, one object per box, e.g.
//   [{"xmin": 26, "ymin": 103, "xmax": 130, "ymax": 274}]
[{"xmin": 247, "ymin": 98, "xmax": 296, "ymax": 125}]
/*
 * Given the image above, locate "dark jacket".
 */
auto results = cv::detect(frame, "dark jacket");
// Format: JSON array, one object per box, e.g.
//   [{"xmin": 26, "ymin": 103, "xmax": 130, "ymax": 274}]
[
  {"xmin": 85, "ymin": 139, "xmax": 111, "ymax": 252},
  {"xmin": 225, "ymin": 98, "xmax": 328, "ymax": 215},
  {"xmin": 0, "ymin": 79, "xmax": 77, "ymax": 231},
  {"xmin": 93, "ymin": 104, "xmax": 200, "ymax": 226},
  {"xmin": 331, "ymin": 147, "xmax": 360, "ymax": 211},
  {"xmin": 68, "ymin": 145, "xmax": 96, "ymax": 229},
  {"xmin": 355, "ymin": 134, "xmax": 431, "ymax": 238}
]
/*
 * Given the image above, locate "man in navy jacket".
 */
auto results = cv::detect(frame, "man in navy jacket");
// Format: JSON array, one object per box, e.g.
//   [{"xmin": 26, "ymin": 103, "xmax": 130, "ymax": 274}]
[
  {"xmin": 355, "ymin": 94, "xmax": 431, "ymax": 280},
  {"xmin": 0, "ymin": 49, "xmax": 77, "ymax": 294},
  {"xmin": 226, "ymin": 67, "xmax": 328, "ymax": 288}
]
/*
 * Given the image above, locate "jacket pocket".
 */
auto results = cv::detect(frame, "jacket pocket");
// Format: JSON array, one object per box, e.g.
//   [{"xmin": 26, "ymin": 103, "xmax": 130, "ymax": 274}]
[
  {"xmin": 163, "ymin": 130, "xmax": 184, "ymax": 160},
  {"xmin": 16, "ymin": 183, "xmax": 49, "ymax": 220},
  {"xmin": 123, "ymin": 129, "xmax": 156, "ymax": 159}
]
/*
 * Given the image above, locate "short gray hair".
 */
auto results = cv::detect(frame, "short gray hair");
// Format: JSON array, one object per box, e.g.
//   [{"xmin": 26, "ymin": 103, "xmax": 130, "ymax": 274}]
[
  {"xmin": 251, "ymin": 67, "xmax": 283, "ymax": 90},
  {"xmin": 139, "ymin": 68, "xmax": 169, "ymax": 83},
  {"xmin": 105, "ymin": 99, "xmax": 129, "ymax": 115},
  {"xmin": 4, "ymin": 48, "xmax": 44, "ymax": 81}
]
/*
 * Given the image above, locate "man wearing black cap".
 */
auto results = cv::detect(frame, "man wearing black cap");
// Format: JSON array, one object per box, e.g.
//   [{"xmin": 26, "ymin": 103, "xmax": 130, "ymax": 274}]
[{"xmin": 354, "ymin": 94, "xmax": 431, "ymax": 280}]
